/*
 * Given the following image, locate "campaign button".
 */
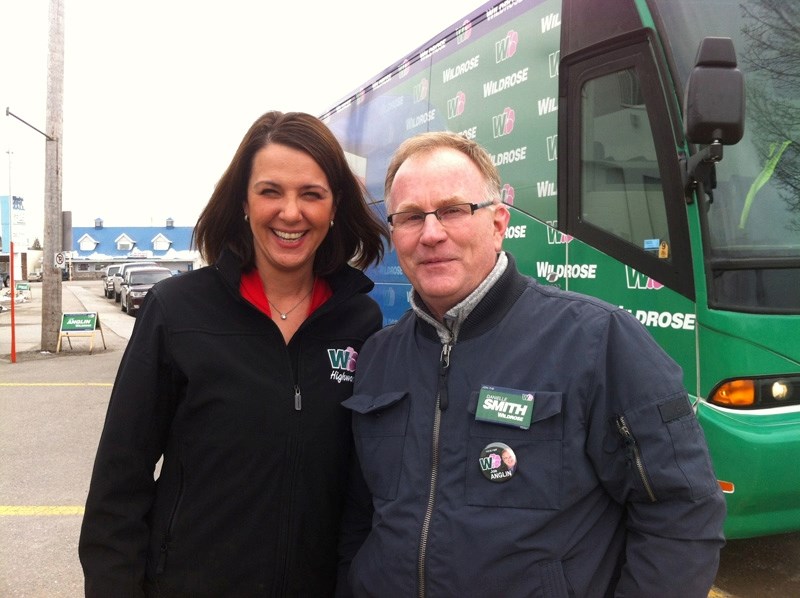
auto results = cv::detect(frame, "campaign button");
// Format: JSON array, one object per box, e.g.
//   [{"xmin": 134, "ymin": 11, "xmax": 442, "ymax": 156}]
[{"xmin": 478, "ymin": 442, "xmax": 517, "ymax": 483}]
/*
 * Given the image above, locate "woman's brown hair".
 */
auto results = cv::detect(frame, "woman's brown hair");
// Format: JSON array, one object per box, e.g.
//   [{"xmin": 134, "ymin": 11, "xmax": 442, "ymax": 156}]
[{"xmin": 193, "ymin": 111, "xmax": 388, "ymax": 275}]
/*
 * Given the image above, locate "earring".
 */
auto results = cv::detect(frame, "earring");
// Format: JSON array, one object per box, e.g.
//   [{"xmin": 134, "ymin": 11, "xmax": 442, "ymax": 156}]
[
  {"xmin": 330, "ymin": 220, "xmax": 334, "ymax": 228},
  {"xmin": 244, "ymin": 214, "xmax": 249, "ymax": 222}
]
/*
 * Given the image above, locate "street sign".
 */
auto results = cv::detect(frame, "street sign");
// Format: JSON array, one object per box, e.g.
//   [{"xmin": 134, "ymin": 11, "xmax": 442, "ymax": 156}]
[
  {"xmin": 60, "ymin": 312, "xmax": 97, "ymax": 332},
  {"xmin": 56, "ymin": 312, "xmax": 106, "ymax": 354},
  {"xmin": 16, "ymin": 282, "xmax": 31, "ymax": 298},
  {"xmin": 54, "ymin": 252, "xmax": 66, "ymax": 268}
]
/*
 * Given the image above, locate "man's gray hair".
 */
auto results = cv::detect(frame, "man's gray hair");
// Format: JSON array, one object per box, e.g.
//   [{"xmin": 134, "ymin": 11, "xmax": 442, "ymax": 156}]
[{"xmin": 384, "ymin": 131, "xmax": 502, "ymax": 210}]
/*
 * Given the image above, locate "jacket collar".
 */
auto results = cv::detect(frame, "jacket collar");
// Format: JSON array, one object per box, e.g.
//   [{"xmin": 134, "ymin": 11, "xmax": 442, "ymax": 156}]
[
  {"xmin": 213, "ymin": 248, "xmax": 375, "ymax": 307},
  {"xmin": 415, "ymin": 252, "xmax": 528, "ymax": 344}
]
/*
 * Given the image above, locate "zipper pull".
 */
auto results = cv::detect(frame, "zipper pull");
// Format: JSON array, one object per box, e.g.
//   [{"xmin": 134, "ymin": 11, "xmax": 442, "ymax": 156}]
[
  {"xmin": 438, "ymin": 344, "xmax": 452, "ymax": 411},
  {"xmin": 294, "ymin": 385, "xmax": 302, "ymax": 411},
  {"xmin": 616, "ymin": 416, "xmax": 631, "ymax": 439},
  {"xmin": 615, "ymin": 415, "xmax": 657, "ymax": 502},
  {"xmin": 616, "ymin": 416, "xmax": 635, "ymax": 461},
  {"xmin": 157, "ymin": 541, "xmax": 169, "ymax": 574},
  {"xmin": 441, "ymin": 343, "xmax": 451, "ymax": 368}
]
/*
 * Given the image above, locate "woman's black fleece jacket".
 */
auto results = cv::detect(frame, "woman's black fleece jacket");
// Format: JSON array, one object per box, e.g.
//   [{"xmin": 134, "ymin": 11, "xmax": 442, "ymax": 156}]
[{"xmin": 79, "ymin": 250, "xmax": 382, "ymax": 597}]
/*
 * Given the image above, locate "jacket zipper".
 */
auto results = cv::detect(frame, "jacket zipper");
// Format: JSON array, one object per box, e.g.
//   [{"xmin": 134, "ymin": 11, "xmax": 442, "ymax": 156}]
[
  {"xmin": 292, "ymin": 340, "xmax": 303, "ymax": 410},
  {"xmin": 616, "ymin": 415, "xmax": 657, "ymax": 502},
  {"xmin": 276, "ymin": 436, "xmax": 301, "ymax": 596},
  {"xmin": 418, "ymin": 343, "xmax": 451, "ymax": 598},
  {"xmin": 278, "ymin": 345, "xmax": 303, "ymax": 592},
  {"xmin": 157, "ymin": 465, "xmax": 185, "ymax": 574}
]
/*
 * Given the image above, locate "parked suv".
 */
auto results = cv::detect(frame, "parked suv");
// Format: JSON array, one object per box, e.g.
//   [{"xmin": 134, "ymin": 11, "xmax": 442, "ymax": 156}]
[
  {"xmin": 120, "ymin": 267, "xmax": 172, "ymax": 316},
  {"xmin": 101, "ymin": 265, "xmax": 122, "ymax": 298},
  {"xmin": 113, "ymin": 261, "xmax": 157, "ymax": 302}
]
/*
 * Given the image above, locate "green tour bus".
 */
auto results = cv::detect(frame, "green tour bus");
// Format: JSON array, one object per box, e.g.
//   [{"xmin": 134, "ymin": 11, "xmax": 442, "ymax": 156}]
[{"xmin": 320, "ymin": 0, "xmax": 800, "ymax": 539}]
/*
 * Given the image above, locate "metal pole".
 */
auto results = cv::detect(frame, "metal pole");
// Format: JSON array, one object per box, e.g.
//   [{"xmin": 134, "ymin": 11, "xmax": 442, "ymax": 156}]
[
  {"xmin": 5, "ymin": 108, "xmax": 54, "ymax": 141},
  {"xmin": 9, "ymin": 240, "xmax": 16, "ymax": 362},
  {"xmin": 6, "ymin": 152, "xmax": 16, "ymax": 362}
]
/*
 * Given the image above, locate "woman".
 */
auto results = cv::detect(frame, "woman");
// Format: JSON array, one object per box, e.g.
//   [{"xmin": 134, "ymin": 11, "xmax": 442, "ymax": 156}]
[{"xmin": 79, "ymin": 111, "xmax": 388, "ymax": 596}]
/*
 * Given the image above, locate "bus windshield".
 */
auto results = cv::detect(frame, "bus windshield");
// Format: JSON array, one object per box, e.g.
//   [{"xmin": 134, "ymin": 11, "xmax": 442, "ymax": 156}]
[{"xmin": 653, "ymin": 0, "xmax": 800, "ymax": 313}]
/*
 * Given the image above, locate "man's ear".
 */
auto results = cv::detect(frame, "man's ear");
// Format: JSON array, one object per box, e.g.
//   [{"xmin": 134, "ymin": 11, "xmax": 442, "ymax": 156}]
[{"xmin": 493, "ymin": 204, "xmax": 511, "ymax": 251}]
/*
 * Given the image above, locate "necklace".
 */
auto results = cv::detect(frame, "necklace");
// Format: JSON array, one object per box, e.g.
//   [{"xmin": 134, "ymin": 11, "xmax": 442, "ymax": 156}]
[{"xmin": 266, "ymin": 281, "xmax": 315, "ymax": 320}]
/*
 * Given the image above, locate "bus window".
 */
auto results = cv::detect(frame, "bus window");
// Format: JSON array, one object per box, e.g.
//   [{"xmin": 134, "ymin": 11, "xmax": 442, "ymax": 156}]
[
  {"xmin": 653, "ymin": 0, "xmax": 800, "ymax": 312},
  {"xmin": 559, "ymin": 33, "xmax": 692, "ymax": 299},
  {"xmin": 580, "ymin": 69, "xmax": 670, "ymax": 260}
]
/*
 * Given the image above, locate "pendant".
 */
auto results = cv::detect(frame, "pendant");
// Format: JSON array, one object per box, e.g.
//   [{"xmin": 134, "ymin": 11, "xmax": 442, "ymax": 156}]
[{"xmin": 280, "ymin": 313, "xmax": 288, "ymax": 320}]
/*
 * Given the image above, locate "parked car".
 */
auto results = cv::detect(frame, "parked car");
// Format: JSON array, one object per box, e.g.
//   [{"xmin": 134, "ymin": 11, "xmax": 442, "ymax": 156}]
[
  {"xmin": 120, "ymin": 267, "xmax": 172, "ymax": 316},
  {"xmin": 101, "ymin": 265, "xmax": 121, "ymax": 298},
  {"xmin": 112, "ymin": 261, "xmax": 157, "ymax": 302},
  {"xmin": 27, "ymin": 271, "xmax": 43, "ymax": 282}
]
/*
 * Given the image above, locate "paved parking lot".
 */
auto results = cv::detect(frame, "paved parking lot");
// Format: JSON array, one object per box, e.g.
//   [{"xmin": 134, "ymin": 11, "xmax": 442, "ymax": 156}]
[
  {"xmin": 1, "ymin": 281, "xmax": 129, "ymax": 596},
  {"xmin": 1, "ymin": 280, "xmax": 798, "ymax": 596}
]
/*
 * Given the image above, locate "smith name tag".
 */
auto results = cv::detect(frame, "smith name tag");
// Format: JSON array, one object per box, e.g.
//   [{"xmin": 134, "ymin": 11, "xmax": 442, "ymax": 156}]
[{"xmin": 476, "ymin": 386, "xmax": 534, "ymax": 429}]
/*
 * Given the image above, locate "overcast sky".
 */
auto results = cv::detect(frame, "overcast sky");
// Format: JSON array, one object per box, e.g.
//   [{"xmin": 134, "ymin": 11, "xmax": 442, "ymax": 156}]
[{"xmin": 1, "ymin": 0, "xmax": 486, "ymax": 243}]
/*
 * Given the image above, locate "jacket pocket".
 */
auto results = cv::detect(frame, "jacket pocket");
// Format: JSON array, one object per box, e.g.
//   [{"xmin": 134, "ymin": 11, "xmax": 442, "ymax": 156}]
[
  {"xmin": 465, "ymin": 391, "xmax": 563, "ymax": 509},
  {"xmin": 343, "ymin": 392, "xmax": 410, "ymax": 500},
  {"xmin": 614, "ymin": 393, "xmax": 720, "ymax": 501}
]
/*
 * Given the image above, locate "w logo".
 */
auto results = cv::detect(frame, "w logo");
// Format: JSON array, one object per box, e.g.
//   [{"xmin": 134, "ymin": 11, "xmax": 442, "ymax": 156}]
[
  {"xmin": 546, "ymin": 225, "xmax": 572, "ymax": 245},
  {"xmin": 399, "ymin": 59, "xmax": 411, "ymax": 78},
  {"xmin": 479, "ymin": 454, "xmax": 501, "ymax": 470},
  {"xmin": 548, "ymin": 51, "xmax": 560, "ymax": 78},
  {"xmin": 413, "ymin": 79, "xmax": 429, "ymax": 103},
  {"xmin": 495, "ymin": 30, "xmax": 519, "ymax": 63},
  {"xmin": 328, "ymin": 346, "xmax": 358, "ymax": 372},
  {"xmin": 446, "ymin": 92, "xmax": 466, "ymax": 119},
  {"xmin": 500, "ymin": 183, "xmax": 515, "ymax": 205},
  {"xmin": 492, "ymin": 107, "xmax": 515, "ymax": 138},
  {"xmin": 456, "ymin": 20, "xmax": 472, "ymax": 44},
  {"xmin": 625, "ymin": 267, "xmax": 664, "ymax": 290},
  {"xmin": 546, "ymin": 135, "xmax": 557, "ymax": 161}
]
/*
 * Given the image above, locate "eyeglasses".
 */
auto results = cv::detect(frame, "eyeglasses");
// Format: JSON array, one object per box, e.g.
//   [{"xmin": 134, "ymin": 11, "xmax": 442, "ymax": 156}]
[{"xmin": 387, "ymin": 200, "xmax": 495, "ymax": 231}]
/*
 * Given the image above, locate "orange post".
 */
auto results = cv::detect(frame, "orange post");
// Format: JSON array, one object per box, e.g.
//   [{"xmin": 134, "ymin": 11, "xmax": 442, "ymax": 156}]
[{"xmin": 9, "ymin": 240, "xmax": 16, "ymax": 363}]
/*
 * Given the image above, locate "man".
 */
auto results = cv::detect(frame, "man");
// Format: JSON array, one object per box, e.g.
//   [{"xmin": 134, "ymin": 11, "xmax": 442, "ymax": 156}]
[
  {"xmin": 342, "ymin": 132, "xmax": 726, "ymax": 597},
  {"xmin": 501, "ymin": 447, "xmax": 517, "ymax": 472}
]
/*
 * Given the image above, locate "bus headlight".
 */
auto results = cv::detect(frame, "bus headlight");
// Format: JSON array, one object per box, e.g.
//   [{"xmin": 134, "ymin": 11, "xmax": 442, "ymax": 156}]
[
  {"xmin": 771, "ymin": 380, "xmax": 790, "ymax": 401},
  {"xmin": 709, "ymin": 375, "xmax": 799, "ymax": 409}
]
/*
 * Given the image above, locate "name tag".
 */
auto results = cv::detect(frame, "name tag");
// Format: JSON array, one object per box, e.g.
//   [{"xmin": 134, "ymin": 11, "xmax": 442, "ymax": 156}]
[{"xmin": 475, "ymin": 385, "xmax": 534, "ymax": 429}]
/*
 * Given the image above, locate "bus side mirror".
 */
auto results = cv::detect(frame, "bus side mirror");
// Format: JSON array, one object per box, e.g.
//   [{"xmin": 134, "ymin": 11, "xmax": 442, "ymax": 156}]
[
  {"xmin": 684, "ymin": 37, "xmax": 745, "ymax": 145},
  {"xmin": 682, "ymin": 37, "xmax": 745, "ymax": 201}
]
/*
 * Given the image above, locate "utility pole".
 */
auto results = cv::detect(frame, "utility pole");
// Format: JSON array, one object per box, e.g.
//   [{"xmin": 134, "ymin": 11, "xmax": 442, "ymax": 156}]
[{"xmin": 41, "ymin": 0, "xmax": 65, "ymax": 352}]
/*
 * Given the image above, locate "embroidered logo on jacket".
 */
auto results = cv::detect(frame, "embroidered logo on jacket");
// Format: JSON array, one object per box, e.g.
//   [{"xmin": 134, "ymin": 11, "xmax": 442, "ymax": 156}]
[{"xmin": 327, "ymin": 346, "xmax": 357, "ymax": 384}]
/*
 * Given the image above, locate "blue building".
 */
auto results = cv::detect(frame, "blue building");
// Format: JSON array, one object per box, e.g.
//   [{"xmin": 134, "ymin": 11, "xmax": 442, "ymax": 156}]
[
  {"xmin": 69, "ymin": 217, "xmax": 201, "ymax": 279},
  {"xmin": 1, "ymin": 195, "xmax": 31, "ymax": 282}
]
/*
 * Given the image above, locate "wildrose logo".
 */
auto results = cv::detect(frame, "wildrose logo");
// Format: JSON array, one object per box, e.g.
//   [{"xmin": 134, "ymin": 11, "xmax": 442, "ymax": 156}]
[
  {"xmin": 413, "ymin": 78, "xmax": 429, "ymax": 103},
  {"xmin": 457, "ymin": 19, "xmax": 472, "ymax": 44},
  {"xmin": 625, "ymin": 266, "xmax": 664, "ymax": 290},
  {"xmin": 545, "ymin": 221, "xmax": 572, "ymax": 244},
  {"xmin": 447, "ymin": 91, "xmax": 466, "ymax": 119},
  {"xmin": 492, "ymin": 107, "xmax": 515, "ymax": 138},
  {"xmin": 501, "ymin": 183, "xmax": 515, "ymax": 205},
  {"xmin": 328, "ymin": 346, "xmax": 358, "ymax": 384},
  {"xmin": 495, "ymin": 30, "xmax": 518, "ymax": 63},
  {"xmin": 399, "ymin": 59, "xmax": 411, "ymax": 79}
]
